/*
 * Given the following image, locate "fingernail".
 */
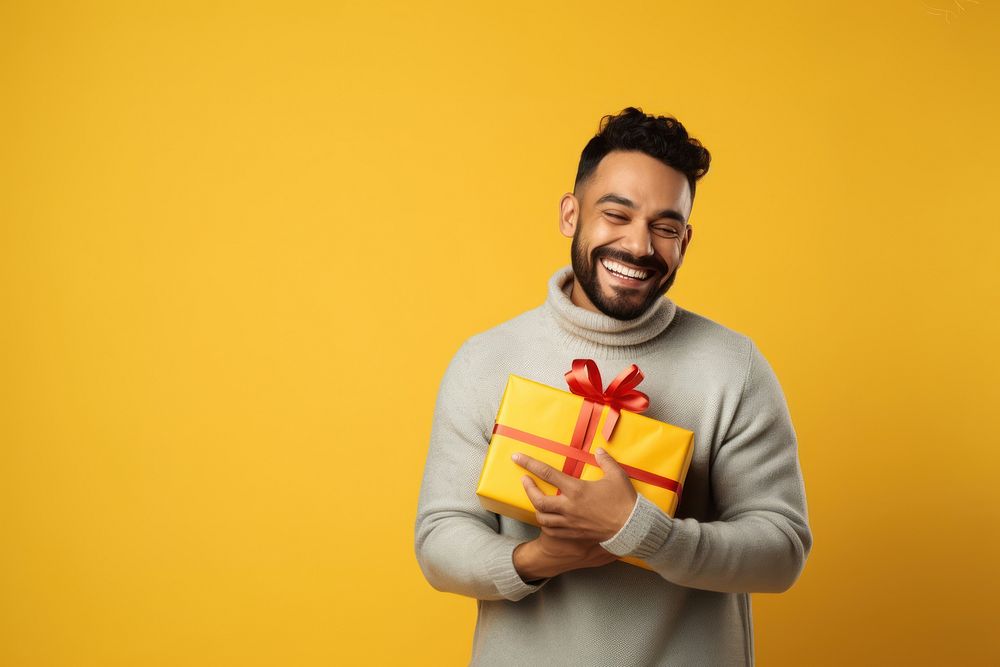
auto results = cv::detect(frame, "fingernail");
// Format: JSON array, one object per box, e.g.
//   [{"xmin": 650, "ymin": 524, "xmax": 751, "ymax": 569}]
[
  {"xmin": 511, "ymin": 453, "xmax": 520, "ymax": 462},
  {"xmin": 596, "ymin": 447, "xmax": 606, "ymax": 455}
]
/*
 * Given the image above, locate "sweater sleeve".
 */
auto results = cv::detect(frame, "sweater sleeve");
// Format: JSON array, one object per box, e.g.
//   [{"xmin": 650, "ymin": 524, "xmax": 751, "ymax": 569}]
[
  {"xmin": 598, "ymin": 339, "xmax": 813, "ymax": 593},
  {"xmin": 414, "ymin": 341, "xmax": 551, "ymax": 601}
]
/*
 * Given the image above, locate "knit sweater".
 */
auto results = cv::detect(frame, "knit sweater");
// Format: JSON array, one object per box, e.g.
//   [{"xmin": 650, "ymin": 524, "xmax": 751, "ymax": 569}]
[{"xmin": 414, "ymin": 264, "xmax": 812, "ymax": 666}]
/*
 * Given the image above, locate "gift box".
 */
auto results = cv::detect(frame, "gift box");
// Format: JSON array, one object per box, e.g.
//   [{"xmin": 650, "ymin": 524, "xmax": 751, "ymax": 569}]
[{"xmin": 476, "ymin": 359, "xmax": 694, "ymax": 571}]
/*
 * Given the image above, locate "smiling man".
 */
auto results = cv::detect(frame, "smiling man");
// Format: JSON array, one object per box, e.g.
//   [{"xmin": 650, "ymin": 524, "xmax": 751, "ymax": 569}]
[{"xmin": 414, "ymin": 107, "xmax": 812, "ymax": 666}]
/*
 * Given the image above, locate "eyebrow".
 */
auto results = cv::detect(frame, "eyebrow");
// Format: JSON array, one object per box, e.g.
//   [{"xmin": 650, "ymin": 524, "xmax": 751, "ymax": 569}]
[{"xmin": 595, "ymin": 193, "xmax": 687, "ymax": 224}]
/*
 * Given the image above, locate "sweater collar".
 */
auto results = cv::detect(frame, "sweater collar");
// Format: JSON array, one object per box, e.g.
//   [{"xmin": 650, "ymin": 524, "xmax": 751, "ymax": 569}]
[{"xmin": 541, "ymin": 264, "xmax": 678, "ymax": 359}]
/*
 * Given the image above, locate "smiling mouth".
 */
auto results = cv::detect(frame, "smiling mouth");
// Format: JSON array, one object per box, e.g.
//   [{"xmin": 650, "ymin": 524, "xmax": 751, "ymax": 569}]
[{"xmin": 600, "ymin": 257, "xmax": 655, "ymax": 284}]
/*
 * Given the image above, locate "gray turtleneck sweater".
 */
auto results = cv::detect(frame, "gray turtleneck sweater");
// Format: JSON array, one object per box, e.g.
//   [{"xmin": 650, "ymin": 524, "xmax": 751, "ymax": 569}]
[{"xmin": 414, "ymin": 265, "xmax": 812, "ymax": 666}]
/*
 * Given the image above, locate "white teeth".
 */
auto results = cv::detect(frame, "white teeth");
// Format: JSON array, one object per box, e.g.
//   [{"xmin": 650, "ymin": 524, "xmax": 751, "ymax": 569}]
[{"xmin": 601, "ymin": 258, "xmax": 650, "ymax": 280}]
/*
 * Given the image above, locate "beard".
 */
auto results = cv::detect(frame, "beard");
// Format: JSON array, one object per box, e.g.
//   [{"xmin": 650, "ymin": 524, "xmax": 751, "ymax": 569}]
[{"xmin": 570, "ymin": 229, "xmax": 678, "ymax": 321}]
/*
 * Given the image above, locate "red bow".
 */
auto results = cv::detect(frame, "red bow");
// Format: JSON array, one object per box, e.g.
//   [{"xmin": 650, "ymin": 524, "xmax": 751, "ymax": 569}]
[{"xmin": 563, "ymin": 359, "xmax": 650, "ymax": 441}]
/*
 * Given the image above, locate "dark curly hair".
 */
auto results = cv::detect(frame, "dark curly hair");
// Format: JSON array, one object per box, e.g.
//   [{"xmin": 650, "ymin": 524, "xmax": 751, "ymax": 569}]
[{"xmin": 574, "ymin": 106, "xmax": 712, "ymax": 202}]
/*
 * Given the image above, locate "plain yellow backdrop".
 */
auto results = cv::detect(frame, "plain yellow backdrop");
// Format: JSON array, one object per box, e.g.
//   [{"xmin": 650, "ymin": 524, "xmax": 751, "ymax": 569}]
[{"xmin": 2, "ymin": 1, "xmax": 998, "ymax": 665}]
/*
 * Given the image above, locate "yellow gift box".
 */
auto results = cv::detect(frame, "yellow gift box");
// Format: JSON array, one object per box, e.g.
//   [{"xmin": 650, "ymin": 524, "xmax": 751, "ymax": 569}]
[{"xmin": 476, "ymin": 360, "xmax": 695, "ymax": 571}]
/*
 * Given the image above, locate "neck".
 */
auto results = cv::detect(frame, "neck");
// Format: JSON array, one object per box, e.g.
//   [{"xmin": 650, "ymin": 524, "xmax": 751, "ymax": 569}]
[
  {"xmin": 568, "ymin": 278, "xmax": 599, "ymax": 313},
  {"xmin": 542, "ymin": 265, "xmax": 679, "ymax": 360}
]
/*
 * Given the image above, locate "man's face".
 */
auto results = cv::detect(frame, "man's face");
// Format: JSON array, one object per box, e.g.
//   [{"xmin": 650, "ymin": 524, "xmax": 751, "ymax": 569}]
[{"xmin": 560, "ymin": 150, "xmax": 694, "ymax": 320}]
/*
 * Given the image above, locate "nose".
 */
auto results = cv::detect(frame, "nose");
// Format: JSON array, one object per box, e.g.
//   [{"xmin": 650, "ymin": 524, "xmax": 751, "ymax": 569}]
[{"xmin": 620, "ymin": 221, "xmax": 654, "ymax": 260}]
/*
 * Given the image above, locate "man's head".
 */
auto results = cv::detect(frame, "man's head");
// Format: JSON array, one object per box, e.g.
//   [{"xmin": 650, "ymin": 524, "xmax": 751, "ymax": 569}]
[{"xmin": 560, "ymin": 107, "xmax": 711, "ymax": 320}]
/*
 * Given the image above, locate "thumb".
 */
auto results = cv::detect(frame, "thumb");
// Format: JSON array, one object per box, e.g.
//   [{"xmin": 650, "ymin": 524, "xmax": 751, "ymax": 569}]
[{"xmin": 595, "ymin": 447, "xmax": 627, "ymax": 478}]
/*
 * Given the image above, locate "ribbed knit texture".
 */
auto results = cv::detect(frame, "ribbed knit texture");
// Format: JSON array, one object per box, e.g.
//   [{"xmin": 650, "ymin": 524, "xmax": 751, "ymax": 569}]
[{"xmin": 414, "ymin": 264, "xmax": 812, "ymax": 666}]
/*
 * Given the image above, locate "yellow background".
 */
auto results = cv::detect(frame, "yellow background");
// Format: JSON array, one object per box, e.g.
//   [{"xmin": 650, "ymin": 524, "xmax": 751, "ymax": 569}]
[{"xmin": 2, "ymin": 1, "xmax": 998, "ymax": 665}]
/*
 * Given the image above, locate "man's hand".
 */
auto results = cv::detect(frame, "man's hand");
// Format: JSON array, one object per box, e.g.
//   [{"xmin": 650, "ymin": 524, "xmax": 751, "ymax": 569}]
[
  {"xmin": 511, "ymin": 447, "xmax": 638, "ymax": 542},
  {"xmin": 513, "ymin": 532, "xmax": 618, "ymax": 582}
]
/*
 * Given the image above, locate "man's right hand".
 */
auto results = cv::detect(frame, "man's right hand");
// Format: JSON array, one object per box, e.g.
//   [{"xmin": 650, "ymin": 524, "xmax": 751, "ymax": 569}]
[{"xmin": 512, "ymin": 532, "xmax": 618, "ymax": 582}]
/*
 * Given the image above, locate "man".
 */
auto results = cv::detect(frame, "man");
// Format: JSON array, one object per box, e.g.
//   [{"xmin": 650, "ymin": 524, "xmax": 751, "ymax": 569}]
[{"xmin": 414, "ymin": 107, "xmax": 812, "ymax": 665}]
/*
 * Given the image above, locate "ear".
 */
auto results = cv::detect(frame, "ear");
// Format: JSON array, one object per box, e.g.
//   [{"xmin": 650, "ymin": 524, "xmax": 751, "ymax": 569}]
[
  {"xmin": 558, "ymin": 193, "xmax": 579, "ymax": 239},
  {"xmin": 679, "ymin": 223, "xmax": 693, "ymax": 259}
]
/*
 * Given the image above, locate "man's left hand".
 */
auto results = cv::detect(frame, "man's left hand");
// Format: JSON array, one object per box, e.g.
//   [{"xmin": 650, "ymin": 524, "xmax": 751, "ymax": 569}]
[{"xmin": 511, "ymin": 447, "xmax": 638, "ymax": 542}]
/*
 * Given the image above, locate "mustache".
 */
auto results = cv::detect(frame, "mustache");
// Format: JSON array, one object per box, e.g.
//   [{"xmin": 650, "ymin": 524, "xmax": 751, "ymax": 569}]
[{"xmin": 594, "ymin": 249, "xmax": 665, "ymax": 274}]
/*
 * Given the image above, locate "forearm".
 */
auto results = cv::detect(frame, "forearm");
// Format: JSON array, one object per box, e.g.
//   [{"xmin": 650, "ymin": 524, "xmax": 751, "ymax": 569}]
[
  {"xmin": 415, "ymin": 510, "xmax": 546, "ymax": 601},
  {"xmin": 600, "ymin": 494, "xmax": 811, "ymax": 593}
]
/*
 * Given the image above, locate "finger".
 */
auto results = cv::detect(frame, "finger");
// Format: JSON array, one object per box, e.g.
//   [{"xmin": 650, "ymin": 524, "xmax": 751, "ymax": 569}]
[
  {"xmin": 512, "ymin": 452, "xmax": 580, "ymax": 491},
  {"xmin": 539, "ymin": 524, "xmax": 580, "ymax": 539},
  {"xmin": 534, "ymin": 510, "xmax": 569, "ymax": 529},
  {"xmin": 521, "ymin": 475, "xmax": 567, "ymax": 514},
  {"xmin": 594, "ymin": 447, "xmax": 628, "ymax": 479}
]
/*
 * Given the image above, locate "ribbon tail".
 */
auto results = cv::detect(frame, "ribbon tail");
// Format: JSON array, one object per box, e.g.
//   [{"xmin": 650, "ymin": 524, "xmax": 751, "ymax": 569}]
[{"xmin": 601, "ymin": 408, "xmax": 621, "ymax": 442}]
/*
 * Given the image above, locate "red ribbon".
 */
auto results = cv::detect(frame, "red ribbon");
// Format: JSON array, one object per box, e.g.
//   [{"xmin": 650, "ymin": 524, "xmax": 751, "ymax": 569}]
[
  {"xmin": 492, "ymin": 423, "xmax": 682, "ymax": 495},
  {"xmin": 558, "ymin": 359, "xmax": 651, "ymax": 482},
  {"xmin": 563, "ymin": 359, "xmax": 650, "ymax": 442}
]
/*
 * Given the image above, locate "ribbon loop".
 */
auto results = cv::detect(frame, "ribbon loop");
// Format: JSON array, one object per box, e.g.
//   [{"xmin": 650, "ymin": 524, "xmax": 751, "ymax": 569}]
[{"xmin": 563, "ymin": 359, "xmax": 650, "ymax": 441}]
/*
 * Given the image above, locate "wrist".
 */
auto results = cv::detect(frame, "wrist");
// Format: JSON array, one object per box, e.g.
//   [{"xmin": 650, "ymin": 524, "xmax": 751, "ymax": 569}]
[
  {"xmin": 513, "ymin": 540, "xmax": 549, "ymax": 582},
  {"xmin": 605, "ymin": 492, "xmax": 640, "ymax": 541}
]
